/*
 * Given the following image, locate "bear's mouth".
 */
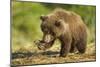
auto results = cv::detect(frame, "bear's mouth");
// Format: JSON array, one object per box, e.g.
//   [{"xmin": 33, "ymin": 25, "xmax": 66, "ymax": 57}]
[{"xmin": 42, "ymin": 34, "xmax": 54, "ymax": 44}]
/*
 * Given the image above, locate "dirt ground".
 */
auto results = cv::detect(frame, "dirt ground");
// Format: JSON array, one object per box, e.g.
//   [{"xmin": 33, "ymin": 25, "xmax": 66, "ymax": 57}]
[{"xmin": 11, "ymin": 43, "xmax": 96, "ymax": 66}]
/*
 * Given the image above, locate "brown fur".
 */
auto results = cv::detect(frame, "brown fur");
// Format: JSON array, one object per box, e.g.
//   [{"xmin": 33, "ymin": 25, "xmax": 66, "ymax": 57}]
[{"xmin": 40, "ymin": 8, "xmax": 87, "ymax": 57}]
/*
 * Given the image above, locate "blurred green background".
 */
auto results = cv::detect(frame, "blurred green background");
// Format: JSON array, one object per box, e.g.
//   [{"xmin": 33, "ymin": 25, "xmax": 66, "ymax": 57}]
[{"xmin": 11, "ymin": 1, "xmax": 96, "ymax": 52}]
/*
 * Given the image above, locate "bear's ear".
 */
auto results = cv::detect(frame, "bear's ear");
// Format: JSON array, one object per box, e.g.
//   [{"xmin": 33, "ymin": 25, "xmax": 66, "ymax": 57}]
[
  {"xmin": 40, "ymin": 15, "xmax": 48, "ymax": 21},
  {"xmin": 55, "ymin": 20, "xmax": 62, "ymax": 27}
]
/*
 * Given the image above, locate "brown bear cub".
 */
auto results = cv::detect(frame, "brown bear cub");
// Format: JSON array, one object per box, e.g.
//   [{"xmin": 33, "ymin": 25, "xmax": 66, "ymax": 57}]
[{"xmin": 35, "ymin": 8, "xmax": 87, "ymax": 57}]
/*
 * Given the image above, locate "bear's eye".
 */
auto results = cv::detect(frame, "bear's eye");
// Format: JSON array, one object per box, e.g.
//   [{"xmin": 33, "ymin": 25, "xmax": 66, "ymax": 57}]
[{"xmin": 55, "ymin": 21, "xmax": 60, "ymax": 27}]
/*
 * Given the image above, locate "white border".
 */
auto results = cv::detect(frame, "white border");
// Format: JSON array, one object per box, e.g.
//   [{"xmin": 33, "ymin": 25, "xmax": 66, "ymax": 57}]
[{"xmin": 0, "ymin": 0, "xmax": 10, "ymax": 67}]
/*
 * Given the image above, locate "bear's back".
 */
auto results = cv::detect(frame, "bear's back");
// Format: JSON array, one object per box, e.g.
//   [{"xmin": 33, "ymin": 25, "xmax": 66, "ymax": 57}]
[{"xmin": 51, "ymin": 8, "xmax": 83, "ymax": 24}]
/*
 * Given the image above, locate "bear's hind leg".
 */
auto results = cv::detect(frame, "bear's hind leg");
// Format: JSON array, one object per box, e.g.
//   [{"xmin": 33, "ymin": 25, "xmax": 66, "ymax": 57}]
[
  {"xmin": 70, "ymin": 45, "xmax": 77, "ymax": 53},
  {"xmin": 76, "ymin": 40, "xmax": 86, "ymax": 54}
]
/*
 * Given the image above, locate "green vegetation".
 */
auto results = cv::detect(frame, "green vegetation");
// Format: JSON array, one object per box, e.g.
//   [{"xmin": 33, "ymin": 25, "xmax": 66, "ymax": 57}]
[{"xmin": 11, "ymin": 1, "xmax": 96, "ymax": 65}]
